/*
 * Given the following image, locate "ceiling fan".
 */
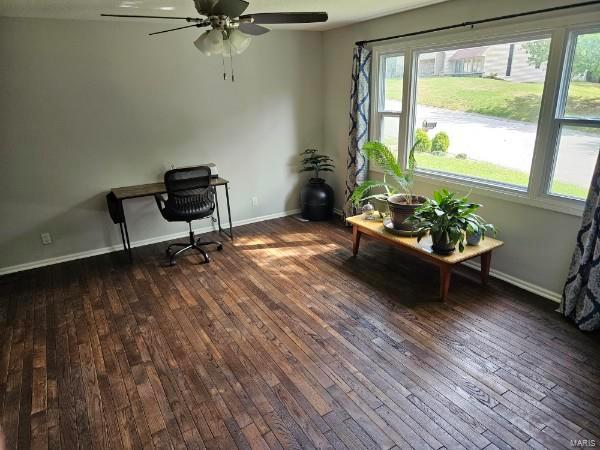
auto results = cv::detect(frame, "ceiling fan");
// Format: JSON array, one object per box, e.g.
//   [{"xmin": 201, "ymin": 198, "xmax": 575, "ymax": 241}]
[{"xmin": 102, "ymin": 0, "xmax": 327, "ymax": 80}]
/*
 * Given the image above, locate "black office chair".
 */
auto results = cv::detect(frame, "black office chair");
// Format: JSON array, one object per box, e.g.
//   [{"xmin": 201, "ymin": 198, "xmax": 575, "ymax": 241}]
[{"xmin": 155, "ymin": 166, "xmax": 223, "ymax": 265}]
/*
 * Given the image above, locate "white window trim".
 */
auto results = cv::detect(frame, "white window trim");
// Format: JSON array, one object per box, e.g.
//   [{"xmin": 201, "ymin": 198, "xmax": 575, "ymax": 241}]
[
  {"xmin": 368, "ymin": 11, "xmax": 600, "ymax": 217},
  {"xmin": 543, "ymin": 25, "xmax": 600, "ymax": 203},
  {"xmin": 370, "ymin": 51, "xmax": 405, "ymax": 163}
]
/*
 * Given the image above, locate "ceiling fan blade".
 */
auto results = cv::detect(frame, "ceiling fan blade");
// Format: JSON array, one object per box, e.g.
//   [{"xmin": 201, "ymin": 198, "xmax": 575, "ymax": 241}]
[
  {"xmin": 194, "ymin": 0, "xmax": 218, "ymax": 14},
  {"xmin": 213, "ymin": 0, "xmax": 249, "ymax": 17},
  {"xmin": 101, "ymin": 13, "xmax": 194, "ymax": 20},
  {"xmin": 240, "ymin": 12, "xmax": 328, "ymax": 24},
  {"xmin": 238, "ymin": 22, "xmax": 270, "ymax": 36},
  {"xmin": 149, "ymin": 23, "xmax": 207, "ymax": 36},
  {"xmin": 194, "ymin": 0, "xmax": 248, "ymax": 16}
]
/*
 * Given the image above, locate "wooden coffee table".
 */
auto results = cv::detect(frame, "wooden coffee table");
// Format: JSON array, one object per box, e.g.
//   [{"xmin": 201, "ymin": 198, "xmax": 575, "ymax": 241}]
[{"xmin": 346, "ymin": 215, "xmax": 504, "ymax": 301}]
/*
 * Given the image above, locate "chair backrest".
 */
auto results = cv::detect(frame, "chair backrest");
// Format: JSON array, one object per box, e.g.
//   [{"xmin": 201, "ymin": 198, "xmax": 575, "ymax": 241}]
[{"xmin": 164, "ymin": 166, "xmax": 214, "ymax": 215}]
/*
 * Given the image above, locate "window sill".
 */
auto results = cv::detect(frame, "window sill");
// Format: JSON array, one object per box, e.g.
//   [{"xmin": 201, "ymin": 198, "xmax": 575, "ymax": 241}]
[{"xmin": 368, "ymin": 167, "xmax": 585, "ymax": 217}]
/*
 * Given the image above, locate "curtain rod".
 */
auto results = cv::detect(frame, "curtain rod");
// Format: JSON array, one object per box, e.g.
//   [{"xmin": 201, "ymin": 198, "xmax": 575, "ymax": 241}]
[{"xmin": 355, "ymin": 0, "xmax": 600, "ymax": 46}]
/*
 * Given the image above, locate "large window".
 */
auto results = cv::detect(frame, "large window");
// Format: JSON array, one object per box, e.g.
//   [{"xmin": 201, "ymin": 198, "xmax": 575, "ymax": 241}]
[
  {"xmin": 372, "ymin": 22, "xmax": 600, "ymax": 213},
  {"xmin": 412, "ymin": 38, "xmax": 550, "ymax": 190},
  {"xmin": 549, "ymin": 30, "xmax": 600, "ymax": 200}
]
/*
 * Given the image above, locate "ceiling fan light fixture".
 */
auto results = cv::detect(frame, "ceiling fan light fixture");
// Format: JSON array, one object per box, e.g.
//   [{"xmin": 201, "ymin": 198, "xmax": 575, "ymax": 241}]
[
  {"xmin": 194, "ymin": 29, "xmax": 224, "ymax": 55},
  {"xmin": 226, "ymin": 29, "xmax": 251, "ymax": 55}
]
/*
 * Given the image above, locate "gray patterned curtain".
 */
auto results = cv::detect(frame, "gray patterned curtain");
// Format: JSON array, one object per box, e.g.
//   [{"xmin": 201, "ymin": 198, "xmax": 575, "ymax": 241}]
[
  {"xmin": 343, "ymin": 45, "xmax": 372, "ymax": 219},
  {"xmin": 560, "ymin": 152, "xmax": 600, "ymax": 331}
]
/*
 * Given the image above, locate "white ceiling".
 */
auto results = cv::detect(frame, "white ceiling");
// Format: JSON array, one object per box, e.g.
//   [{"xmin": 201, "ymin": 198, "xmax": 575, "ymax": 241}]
[{"xmin": 0, "ymin": 0, "xmax": 449, "ymax": 30}]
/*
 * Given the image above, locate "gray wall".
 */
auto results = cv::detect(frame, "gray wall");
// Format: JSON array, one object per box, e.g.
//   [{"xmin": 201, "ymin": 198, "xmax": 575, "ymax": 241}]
[
  {"xmin": 0, "ymin": 17, "xmax": 323, "ymax": 269},
  {"xmin": 322, "ymin": 0, "xmax": 599, "ymax": 297}
]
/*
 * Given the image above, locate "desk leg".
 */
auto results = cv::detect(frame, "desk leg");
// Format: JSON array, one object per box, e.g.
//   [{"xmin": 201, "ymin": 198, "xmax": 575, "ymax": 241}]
[
  {"xmin": 214, "ymin": 185, "xmax": 222, "ymax": 231},
  {"xmin": 225, "ymin": 183, "xmax": 233, "ymax": 240},
  {"xmin": 480, "ymin": 251, "xmax": 492, "ymax": 285},
  {"xmin": 119, "ymin": 223, "xmax": 126, "ymax": 252},
  {"xmin": 214, "ymin": 184, "xmax": 233, "ymax": 241},
  {"xmin": 352, "ymin": 226, "xmax": 361, "ymax": 256},
  {"xmin": 120, "ymin": 201, "xmax": 132, "ymax": 262},
  {"xmin": 439, "ymin": 263, "xmax": 452, "ymax": 301}
]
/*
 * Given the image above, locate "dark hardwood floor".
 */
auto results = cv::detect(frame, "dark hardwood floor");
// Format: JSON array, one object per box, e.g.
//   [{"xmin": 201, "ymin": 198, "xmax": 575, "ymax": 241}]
[{"xmin": 1, "ymin": 217, "xmax": 599, "ymax": 449}]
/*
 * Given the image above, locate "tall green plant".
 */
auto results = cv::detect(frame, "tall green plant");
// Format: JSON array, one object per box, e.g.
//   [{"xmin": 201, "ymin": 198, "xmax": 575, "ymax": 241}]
[{"xmin": 351, "ymin": 141, "xmax": 417, "ymax": 207}]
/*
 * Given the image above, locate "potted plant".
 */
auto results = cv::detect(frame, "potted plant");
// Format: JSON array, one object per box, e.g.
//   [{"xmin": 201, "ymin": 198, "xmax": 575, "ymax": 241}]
[
  {"xmin": 466, "ymin": 218, "xmax": 496, "ymax": 246},
  {"xmin": 298, "ymin": 148, "xmax": 335, "ymax": 221},
  {"xmin": 406, "ymin": 189, "xmax": 493, "ymax": 254},
  {"xmin": 351, "ymin": 141, "xmax": 426, "ymax": 230}
]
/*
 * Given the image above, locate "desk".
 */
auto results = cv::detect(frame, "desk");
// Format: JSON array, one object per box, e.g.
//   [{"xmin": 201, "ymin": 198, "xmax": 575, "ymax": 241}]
[
  {"xmin": 346, "ymin": 215, "xmax": 504, "ymax": 301},
  {"xmin": 111, "ymin": 177, "xmax": 232, "ymax": 260}
]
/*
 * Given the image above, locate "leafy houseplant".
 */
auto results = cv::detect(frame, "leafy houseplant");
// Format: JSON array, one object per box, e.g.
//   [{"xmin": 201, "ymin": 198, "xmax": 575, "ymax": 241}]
[
  {"xmin": 299, "ymin": 148, "xmax": 334, "ymax": 180},
  {"xmin": 350, "ymin": 141, "xmax": 415, "ymax": 207},
  {"xmin": 298, "ymin": 149, "xmax": 335, "ymax": 221},
  {"xmin": 406, "ymin": 189, "xmax": 494, "ymax": 254},
  {"xmin": 351, "ymin": 141, "xmax": 426, "ymax": 230}
]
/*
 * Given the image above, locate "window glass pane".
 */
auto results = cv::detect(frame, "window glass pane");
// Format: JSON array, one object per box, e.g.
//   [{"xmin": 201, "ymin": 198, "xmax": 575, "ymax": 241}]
[
  {"xmin": 382, "ymin": 115, "xmax": 399, "ymax": 157},
  {"xmin": 413, "ymin": 38, "xmax": 550, "ymax": 188},
  {"xmin": 550, "ymin": 126, "xmax": 599, "ymax": 199},
  {"xmin": 382, "ymin": 55, "xmax": 404, "ymax": 112},
  {"xmin": 564, "ymin": 32, "xmax": 600, "ymax": 119}
]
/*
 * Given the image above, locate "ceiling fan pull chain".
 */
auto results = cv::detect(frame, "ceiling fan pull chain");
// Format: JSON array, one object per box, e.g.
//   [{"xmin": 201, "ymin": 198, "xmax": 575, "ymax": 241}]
[
  {"xmin": 229, "ymin": 40, "xmax": 235, "ymax": 82},
  {"xmin": 221, "ymin": 53, "xmax": 227, "ymax": 81}
]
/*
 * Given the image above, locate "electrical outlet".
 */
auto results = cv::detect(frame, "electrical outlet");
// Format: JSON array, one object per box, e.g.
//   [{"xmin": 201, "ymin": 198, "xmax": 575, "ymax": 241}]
[
  {"xmin": 252, "ymin": 196, "xmax": 259, "ymax": 207},
  {"xmin": 40, "ymin": 232, "xmax": 53, "ymax": 245}
]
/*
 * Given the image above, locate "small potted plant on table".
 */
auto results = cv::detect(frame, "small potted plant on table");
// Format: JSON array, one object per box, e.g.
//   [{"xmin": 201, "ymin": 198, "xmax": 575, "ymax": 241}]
[
  {"xmin": 406, "ymin": 189, "xmax": 495, "ymax": 254},
  {"xmin": 466, "ymin": 218, "xmax": 496, "ymax": 246},
  {"xmin": 299, "ymin": 149, "xmax": 335, "ymax": 221},
  {"xmin": 351, "ymin": 141, "xmax": 426, "ymax": 231}
]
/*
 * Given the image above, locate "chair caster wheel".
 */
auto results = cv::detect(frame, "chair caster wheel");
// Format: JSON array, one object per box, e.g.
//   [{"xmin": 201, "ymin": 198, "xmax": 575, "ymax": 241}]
[{"xmin": 217, "ymin": 244, "xmax": 223, "ymax": 251}]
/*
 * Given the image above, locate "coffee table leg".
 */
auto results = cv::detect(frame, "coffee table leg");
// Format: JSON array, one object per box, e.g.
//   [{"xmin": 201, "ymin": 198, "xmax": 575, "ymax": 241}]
[
  {"xmin": 439, "ymin": 264, "xmax": 452, "ymax": 301},
  {"xmin": 352, "ymin": 226, "xmax": 362, "ymax": 256},
  {"xmin": 481, "ymin": 251, "xmax": 492, "ymax": 285}
]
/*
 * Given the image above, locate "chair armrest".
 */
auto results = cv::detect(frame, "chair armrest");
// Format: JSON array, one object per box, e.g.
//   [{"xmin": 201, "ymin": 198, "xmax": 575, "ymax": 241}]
[{"xmin": 154, "ymin": 193, "xmax": 166, "ymax": 211}]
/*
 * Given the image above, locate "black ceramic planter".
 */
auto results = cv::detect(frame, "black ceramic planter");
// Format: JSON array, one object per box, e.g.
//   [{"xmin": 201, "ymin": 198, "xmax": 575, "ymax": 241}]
[
  {"xmin": 431, "ymin": 236, "xmax": 457, "ymax": 255},
  {"xmin": 300, "ymin": 178, "xmax": 334, "ymax": 221}
]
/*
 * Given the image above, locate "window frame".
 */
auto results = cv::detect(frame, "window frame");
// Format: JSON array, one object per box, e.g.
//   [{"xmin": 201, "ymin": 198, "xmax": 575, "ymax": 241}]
[
  {"xmin": 372, "ymin": 52, "xmax": 406, "ymax": 160},
  {"xmin": 409, "ymin": 31, "xmax": 553, "ymax": 195},
  {"xmin": 369, "ymin": 12, "xmax": 600, "ymax": 217}
]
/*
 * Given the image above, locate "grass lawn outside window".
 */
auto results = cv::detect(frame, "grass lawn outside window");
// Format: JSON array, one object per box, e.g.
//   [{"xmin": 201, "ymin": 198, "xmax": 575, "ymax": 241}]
[
  {"xmin": 386, "ymin": 77, "xmax": 600, "ymax": 124},
  {"xmin": 416, "ymin": 153, "xmax": 589, "ymax": 199}
]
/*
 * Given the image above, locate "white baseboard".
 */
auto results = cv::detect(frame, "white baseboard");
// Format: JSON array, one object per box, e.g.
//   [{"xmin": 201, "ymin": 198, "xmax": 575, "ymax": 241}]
[
  {"xmin": 0, "ymin": 209, "xmax": 301, "ymax": 276},
  {"xmin": 0, "ymin": 208, "xmax": 564, "ymax": 305},
  {"xmin": 462, "ymin": 260, "xmax": 562, "ymax": 304}
]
